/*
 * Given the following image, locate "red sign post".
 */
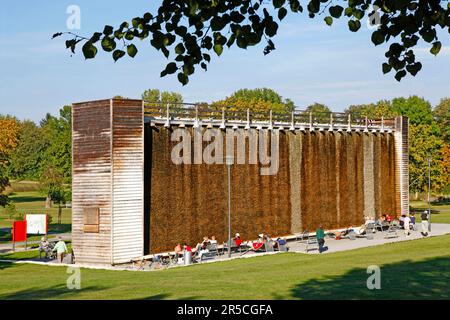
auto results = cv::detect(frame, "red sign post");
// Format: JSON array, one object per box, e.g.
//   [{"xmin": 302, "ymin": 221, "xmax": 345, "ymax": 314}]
[{"xmin": 12, "ymin": 220, "xmax": 27, "ymax": 251}]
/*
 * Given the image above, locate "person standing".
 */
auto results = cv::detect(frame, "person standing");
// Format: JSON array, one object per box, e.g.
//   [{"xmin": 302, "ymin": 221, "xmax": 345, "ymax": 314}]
[
  {"xmin": 316, "ymin": 226, "xmax": 326, "ymax": 253},
  {"xmin": 403, "ymin": 215, "xmax": 411, "ymax": 236},
  {"xmin": 421, "ymin": 210, "xmax": 429, "ymax": 237},
  {"xmin": 52, "ymin": 236, "xmax": 68, "ymax": 263}
]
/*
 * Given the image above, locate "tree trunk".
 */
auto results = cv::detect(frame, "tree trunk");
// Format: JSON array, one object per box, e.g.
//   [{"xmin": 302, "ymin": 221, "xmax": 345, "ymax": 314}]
[{"xmin": 58, "ymin": 205, "xmax": 62, "ymax": 225}]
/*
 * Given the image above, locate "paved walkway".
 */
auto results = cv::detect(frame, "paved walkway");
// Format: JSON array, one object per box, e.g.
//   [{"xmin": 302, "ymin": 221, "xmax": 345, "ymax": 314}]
[
  {"xmin": 0, "ymin": 232, "xmax": 71, "ymax": 254},
  {"xmin": 288, "ymin": 223, "xmax": 450, "ymax": 254},
  {"xmin": 1, "ymin": 224, "xmax": 449, "ymax": 271}
]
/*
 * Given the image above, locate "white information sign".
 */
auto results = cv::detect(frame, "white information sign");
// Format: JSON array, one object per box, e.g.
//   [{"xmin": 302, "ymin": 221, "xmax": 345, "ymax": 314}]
[{"xmin": 26, "ymin": 214, "xmax": 47, "ymax": 234}]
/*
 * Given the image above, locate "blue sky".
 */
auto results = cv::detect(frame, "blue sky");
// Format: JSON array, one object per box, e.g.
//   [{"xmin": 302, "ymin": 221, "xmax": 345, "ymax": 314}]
[{"xmin": 0, "ymin": 1, "xmax": 449, "ymax": 121}]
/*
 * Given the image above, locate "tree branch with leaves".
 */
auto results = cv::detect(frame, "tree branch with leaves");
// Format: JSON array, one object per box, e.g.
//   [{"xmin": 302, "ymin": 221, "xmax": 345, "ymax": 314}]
[{"xmin": 53, "ymin": 0, "xmax": 450, "ymax": 85}]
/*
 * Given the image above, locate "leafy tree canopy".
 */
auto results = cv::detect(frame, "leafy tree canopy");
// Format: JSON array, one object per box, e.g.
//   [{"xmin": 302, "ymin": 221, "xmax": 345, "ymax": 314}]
[
  {"xmin": 391, "ymin": 95, "xmax": 435, "ymax": 126},
  {"xmin": 409, "ymin": 124, "xmax": 446, "ymax": 194},
  {"xmin": 142, "ymin": 88, "xmax": 184, "ymax": 107},
  {"xmin": 434, "ymin": 97, "xmax": 450, "ymax": 143},
  {"xmin": 305, "ymin": 102, "xmax": 332, "ymax": 122},
  {"xmin": 8, "ymin": 121, "xmax": 47, "ymax": 180},
  {"xmin": 344, "ymin": 100, "xmax": 398, "ymax": 119},
  {"xmin": 212, "ymin": 87, "xmax": 294, "ymax": 113},
  {"xmin": 53, "ymin": 0, "xmax": 450, "ymax": 85},
  {"xmin": 0, "ymin": 166, "xmax": 9, "ymax": 207},
  {"xmin": 40, "ymin": 106, "xmax": 72, "ymax": 184}
]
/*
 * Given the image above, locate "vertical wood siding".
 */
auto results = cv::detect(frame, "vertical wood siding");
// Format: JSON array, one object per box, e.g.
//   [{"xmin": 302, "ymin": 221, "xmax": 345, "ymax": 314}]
[
  {"xmin": 111, "ymin": 99, "xmax": 144, "ymax": 264},
  {"xmin": 72, "ymin": 100, "xmax": 112, "ymax": 264}
]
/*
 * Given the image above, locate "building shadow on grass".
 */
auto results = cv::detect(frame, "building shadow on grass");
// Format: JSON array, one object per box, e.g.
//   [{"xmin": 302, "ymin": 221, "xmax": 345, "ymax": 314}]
[
  {"xmin": 291, "ymin": 256, "xmax": 450, "ymax": 300},
  {"xmin": 140, "ymin": 294, "xmax": 201, "ymax": 300},
  {"xmin": 0, "ymin": 284, "xmax": 107, "ymax": 300},
  {"xmin": 48, "ymin": 223, "xmax": 71, "ymax": 234},
  {"xmin": 10, "ymin": 195, "xmax": 46, "ymax": 203}
]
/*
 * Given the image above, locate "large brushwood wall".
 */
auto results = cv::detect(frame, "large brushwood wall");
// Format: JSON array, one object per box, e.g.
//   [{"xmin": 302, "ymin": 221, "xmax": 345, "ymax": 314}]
[{"xmin": 147, "ymin": 126, "xmax": 397, "ymax": 253}]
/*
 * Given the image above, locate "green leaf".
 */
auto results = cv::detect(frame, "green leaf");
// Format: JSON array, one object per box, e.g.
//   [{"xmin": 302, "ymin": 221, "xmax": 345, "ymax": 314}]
[
  {"xmin": 90, "ymin": 32, "xmax": 103, "ymax": 43},
  {"xmin": 103, "ymin": 25, "xmax": 114, "ymax": 36},
  {"xmin": 353, "ymin": 9, "xmax": 365, "ymax": 20},
  {"xmin": 371, "ymin": 31, "xmax": 385, "ymax": 45},
  {"xmin": 112, "ymin": 50, "xmax": 126, "ymax": 62},
  {"xmin": 324, "ymin": 16, "xmax": 333, "ymax": 26},
  {"xmin": 265, "ymin": 21, "xmax": 279, "ymax": 37},
  {"xmin": 278, "ymin": 7, "xmax": 288, "ymax": 20},
  {"xmin": 430, "ymin": 41, "xmax": 442, "ymax": 56},
  {"xmin": 394, "ymin": 70, "xmax": 407, "ymax": 82},
  {"xmin": 289, "ymin": 0, "xmax": 301, "ymax": 12},
  {"xmin": 382, "ymin": 63, "xmax": 392, "ymax": 74},
  {"xmin": 406, "ymin": 62, "xmax": 422, "ymax": 76},
  {"xmin": 214, "ymin": 44, "xmax": 223, "ymax": 56},
  {"xmin": 348, "ymin": 20, "xmax": 361, "ymax": 32},
  {"xmin": 82, "ymin": 41, "xmax": 97, "ymax": 60},
  {"xmin": 165, "ymin": 62, "xmax": 178, "ymax": 74},
  {"xmin": 177, "ymin": 72, "xmax": 189, "ymax": 86},
  {"xmin": 127, "ymin": 44, "xmax": 138, "ymax": 58},
  {"xmin": 329, "ymin": 6, "xmax": 343, "ymax": 18},
  {"xmin": 273, "ymin": 0, "xmax": 285, "ymax": 9},
  {"xmin": 175, "ymin": 43, "xmax": 185, "ymax": 54},
  {"xmin": 101, "ymin": 37, "xmax": 116, "ymax": 52}
]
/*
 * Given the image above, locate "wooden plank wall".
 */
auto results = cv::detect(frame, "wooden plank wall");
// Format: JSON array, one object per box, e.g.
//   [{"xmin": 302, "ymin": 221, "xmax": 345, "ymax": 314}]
[
  {"xmin": 111, "ymin": 99, "xmax": 144, "ymax": 264},
  {"xmin": 395, "ymin": 116, "xmax": 410, "ymax": 216},
  {"xmin": 72, "ymin": 100, "xmax": 112, "ymax": 264}
]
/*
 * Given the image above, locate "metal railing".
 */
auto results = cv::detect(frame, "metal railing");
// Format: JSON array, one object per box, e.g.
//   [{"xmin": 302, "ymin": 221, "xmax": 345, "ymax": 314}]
[{"xmin": 144, "ymin": 101, "xmax": 396, "ymax": 131}]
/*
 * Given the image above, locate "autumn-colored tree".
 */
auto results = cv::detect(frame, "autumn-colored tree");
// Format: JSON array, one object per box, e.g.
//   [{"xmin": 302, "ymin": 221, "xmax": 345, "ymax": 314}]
[
  {"xmin": 0, "ymin": 116, "xmax": 20, "ymax": 207},
  {"xmin": 442, "ymin": 144, "xmax": 450, "ymax": 194},
  {"xmin": 0, "ymin": 116, "xmax": 21, "ymax": 165}
]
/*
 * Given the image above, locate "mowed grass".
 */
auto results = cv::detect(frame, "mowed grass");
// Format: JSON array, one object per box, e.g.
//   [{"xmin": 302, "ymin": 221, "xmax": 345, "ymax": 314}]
[
  {"xmin": 410, "ymin": 200, "xmax": 450, "ymax": 224},
  {"xmin": 0, "ymin": 235, "xmax": 449, "ymax": 300},
  {"xmin": 0, "ymin": 190, "xmax": 72, "ymax": 241}
]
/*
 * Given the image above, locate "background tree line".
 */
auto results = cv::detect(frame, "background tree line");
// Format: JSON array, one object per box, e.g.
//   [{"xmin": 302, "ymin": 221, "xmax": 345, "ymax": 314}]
[{"xmin": 1, "ymin": 89, "xmax": 449, "ymax": 210}]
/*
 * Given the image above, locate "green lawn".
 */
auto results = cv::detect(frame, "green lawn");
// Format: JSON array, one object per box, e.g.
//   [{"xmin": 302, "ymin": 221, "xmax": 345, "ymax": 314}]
[
  {"xmin": 0, "ymin": 235, "xmax": 449, "ymax": 300},
  {"xmin": 410, "ymin": 200, "xmax": 450, "ymax": 224},
  {"xmin": 0, "ymin": 191, "xmax": 72, "ymax": 242}
]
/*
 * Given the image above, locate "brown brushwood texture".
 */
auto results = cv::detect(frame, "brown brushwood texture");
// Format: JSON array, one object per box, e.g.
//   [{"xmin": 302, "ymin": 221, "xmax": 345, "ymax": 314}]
[
  {"xmin": 148, "ymin": 127, "xmax": 397, "ymax": 253},
  {"xmin": 149, "ymin": 127, "xmax": 291, "ymax": 253},
  {"xmin": 299, "ymin": 132, "xmax": 364, "ymax": 231}
]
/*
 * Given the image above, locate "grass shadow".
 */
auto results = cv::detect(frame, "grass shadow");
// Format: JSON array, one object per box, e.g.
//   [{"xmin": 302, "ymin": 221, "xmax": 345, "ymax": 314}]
[
  {"xmin": 9, "ymin": 195, "xmax": 46, "ymax": 203},
  {"xmin": 48, "ymin": 223, "xmax": 71, "ymax": 234},
  {"xmin": 291, "ymin": 256, "xmax": 450, "ymax": 300},
  {"xmin": 0, "ymin": 284, "xmax": 107, "ymax": 300}
]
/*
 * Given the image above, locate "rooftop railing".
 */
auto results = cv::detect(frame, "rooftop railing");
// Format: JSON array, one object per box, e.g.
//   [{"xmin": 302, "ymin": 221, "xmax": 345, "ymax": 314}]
[{"xmin": 144, "ymin": 102, "xmax": 396, "ymax": 132}]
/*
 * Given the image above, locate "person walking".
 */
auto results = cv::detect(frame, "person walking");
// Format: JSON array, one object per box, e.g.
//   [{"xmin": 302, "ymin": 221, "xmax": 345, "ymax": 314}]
[
  {"xmin": 421, "ymin": 210, "xmax": 429, "ymax": 237},
  {"xmin": 52, "ymin": 236, "xmax": 68, "ymax": 263},
  {"xmin": 316, "ymin": 226, "xmax": 326, "ymax": 253},
  {"xmin": 403, "ymin": 215, "xmax": 411, "ymax": 236}
]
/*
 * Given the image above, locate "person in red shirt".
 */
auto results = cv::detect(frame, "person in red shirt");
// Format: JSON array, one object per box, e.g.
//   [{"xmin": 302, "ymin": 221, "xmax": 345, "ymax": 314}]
[
  {"xmin": 233, "ymin": 233, "xmax": 242, "ymax": 247},
  {"xmin": 183, "ymin": 243, "xmax": 192, "ymax": 253}
]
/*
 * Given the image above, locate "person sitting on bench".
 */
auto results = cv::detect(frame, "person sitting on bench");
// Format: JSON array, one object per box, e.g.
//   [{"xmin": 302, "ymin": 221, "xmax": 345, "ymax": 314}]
[{"xmin": 233, "ymin": 233, "xmax": 242, "ymax": 247}]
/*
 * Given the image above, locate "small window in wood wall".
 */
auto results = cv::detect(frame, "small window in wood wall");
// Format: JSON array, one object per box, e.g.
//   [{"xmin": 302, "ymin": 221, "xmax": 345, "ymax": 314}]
[{"xmin": 83, "ymin": 208, "xmax": 100, "ymax": 233}]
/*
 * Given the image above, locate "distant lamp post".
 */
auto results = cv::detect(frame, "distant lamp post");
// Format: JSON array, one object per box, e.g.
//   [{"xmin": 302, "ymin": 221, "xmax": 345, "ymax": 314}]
[
  {"xmin": 427, "ymin": 155, "xmax": 432, "ymax": 232},
  {"xmin": 225, "ymin": 154, "xmax": 233, "ymax": 258}
]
